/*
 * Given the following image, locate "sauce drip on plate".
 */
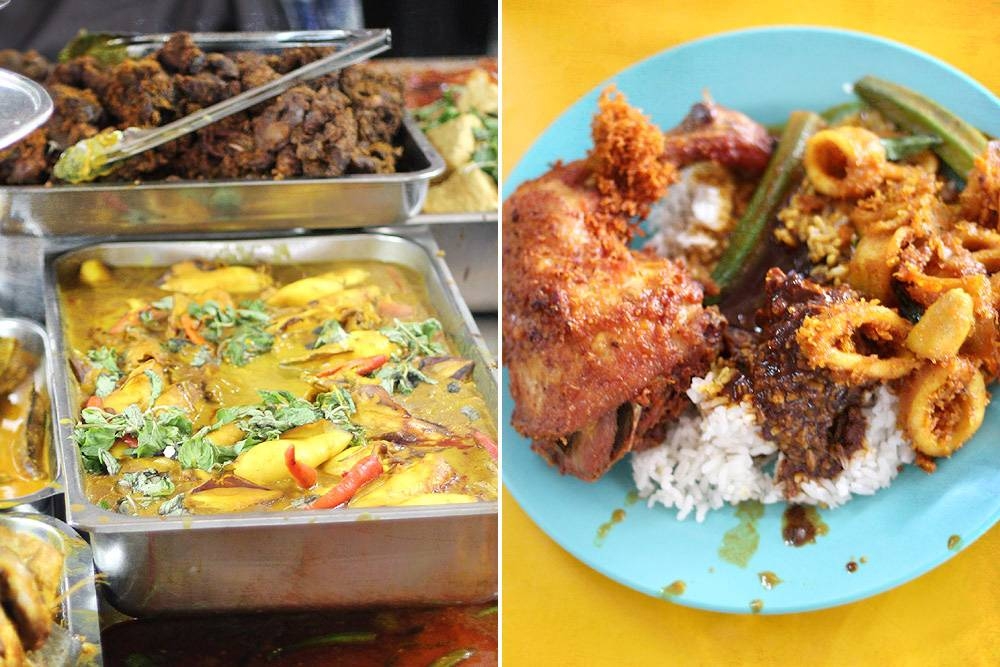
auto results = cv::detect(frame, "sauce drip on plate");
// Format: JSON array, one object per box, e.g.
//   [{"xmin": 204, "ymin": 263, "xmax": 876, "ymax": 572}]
[
  {"xmin": 718, "ymin": 501, "xmax": 764, "ymax": 567},
  {"xmin": 781, "ymin": 504, "xmax": 829, "ymax": 547}
]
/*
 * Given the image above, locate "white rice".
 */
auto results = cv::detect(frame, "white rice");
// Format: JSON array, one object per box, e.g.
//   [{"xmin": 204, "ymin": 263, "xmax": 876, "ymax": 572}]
[
  {"xmin": 645, "ymin": 163, "xmax": 734, "ymax": 282},
  {"xmin": 631, "ymin": 376, "xmax": 914, "ymax": 522}
]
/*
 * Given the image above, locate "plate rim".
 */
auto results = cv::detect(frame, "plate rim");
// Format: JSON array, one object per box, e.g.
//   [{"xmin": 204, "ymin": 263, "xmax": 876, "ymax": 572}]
[{"xmin": 501, "ymin": 24, "xmax": 1000, "ymax": 615}]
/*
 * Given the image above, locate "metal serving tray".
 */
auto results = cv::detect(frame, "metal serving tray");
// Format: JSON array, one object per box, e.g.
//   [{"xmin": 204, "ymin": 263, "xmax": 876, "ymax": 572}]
[
  {"xmin": 0, "ymin": 317, "xmax": 63, "ymax": 512},
  {"xmin": 424, "ymin": 220, "xmax": 497, "ymax": 312},
  {"xmin": 0, "ymin": 512, "xmax": 103, "ymax": 665},
  {"xmin": 1, "ymin": 116, "xmax": 444, "ymax": 236},
  {"xmin": 44, "ymin": 232, "xmax": 497, "ymax": 616}
]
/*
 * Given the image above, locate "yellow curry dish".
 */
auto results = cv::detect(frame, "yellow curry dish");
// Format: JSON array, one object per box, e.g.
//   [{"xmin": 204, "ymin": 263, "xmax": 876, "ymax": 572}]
[
  {"xmin": 0, "ymin": 336, "xmax": 52, "ymax": 503},
  {"xmin": 60, "ymin": 258, "xmax": 497, "ymax": 516}
]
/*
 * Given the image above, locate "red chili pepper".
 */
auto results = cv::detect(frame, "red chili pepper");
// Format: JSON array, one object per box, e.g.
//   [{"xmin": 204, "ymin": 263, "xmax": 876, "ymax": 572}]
[
  {"xmin": 180, "ymin": 312, "xmax": 207, "ymax": 346},
  {"xmin": 85, "ymin": 395, "xmax": 103, "ymax": 409},
  {"xmin": 377, "ymin": 299, "xmax": 415, "ymax": 319},
  {"xmin": 316, "ymin": 354, "xmax": 389, "ymax": 378},
  {"xmin": 284, "ymin": 445, "xmax": 317, "ymax": 489},
  {"xmin": 308, "ymin": 454, "xmax": 383, "ymax": 510},
  {"xmin": 109, "ymin": 310, "xmax": 139, "ymax": 334},
  {"xmin": 471, "ymin": 430, "xmax": 498, "ymax": 460}
]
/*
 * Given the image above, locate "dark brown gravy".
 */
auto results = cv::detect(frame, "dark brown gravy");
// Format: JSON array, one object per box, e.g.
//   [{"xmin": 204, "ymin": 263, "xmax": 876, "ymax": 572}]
[{"xmin": 781, "ymin": 504, "xmax": 829, "ymax": 547}]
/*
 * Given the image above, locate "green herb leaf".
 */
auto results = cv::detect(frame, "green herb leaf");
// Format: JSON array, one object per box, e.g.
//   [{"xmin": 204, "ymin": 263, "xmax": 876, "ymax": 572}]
[
  {"xmin": 374, "ymin": 360, "xmax": 437, "ymax": 395},
  {"xmin": 315, "ymin": 388, "xmax": 365, "ymax": 445},
  {"xmin": 162, "ymin": 338, "xmax": 189, "ymax": 353},
  {"xmin": 379, "ymin": 318, "xmax": 446, "ymax": 358},
  {"xmin": 144, "ymin": 370, "xmax": 164, "ymax": 408},
  {"xmin": 87, "ymin": 347, "xmax": 121, "ymax": 374},
  {"xmin": 158, "ymin": 494, "xmax": 188, "ymax": 516},
  {"xmin": 268, "ymin": 632, "xmax": 377, "ymax": 659},
  {"xmin": 428, "ymin": 648, "xmax": 476, "ymax": 667},
  {"xmin": 99, "ymin": 449, "xmax": 121, "ymax": 475},
  {"xmin": 188, "ymin": 299, "xmax": 274, "ymax": 366},
  {"xmin": 149, "ymin": 296, "xmax": 174, "ymax": 311},
  {"xmin": 94, "ymin": 373, "xmax": 118, "ymax": 398},
  {"xmin": 120, "ymin": 469, "xmax": 176, "ymax": 498},
  {"xmin": 176, "ymin": 433, "xmax": 234, "ymax": 471},
  {"xmin": 312, "ymin": 319, "xmax": 349, "ymax": 349},
  {"xmin": 191, "ymin": 346, "xmax": 214, "ymax": 367},
  {"xmin": 58, "ymin": 30, "xmax": 128, "ymax": 66},
  {"xmin": 134, "ymin": 407, "xmax": 192, "ymax": 458},
  {"xmin": 220, "ymin": 326, "xmax": 274, "ymax": 366}
]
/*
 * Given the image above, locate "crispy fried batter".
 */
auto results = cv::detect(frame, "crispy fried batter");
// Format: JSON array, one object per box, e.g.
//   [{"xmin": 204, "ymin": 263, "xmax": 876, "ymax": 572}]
[
  {"xmin": 589, "ymin": 88, "xmax": 676, "ymax": 222},
  {"xmin": 960, "ymin": 141, "xmax": 1000, "ymax": 228}
]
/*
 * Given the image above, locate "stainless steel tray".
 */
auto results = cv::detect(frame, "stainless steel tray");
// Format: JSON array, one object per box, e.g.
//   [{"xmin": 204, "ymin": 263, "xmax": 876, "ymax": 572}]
[
  {"xmin": 0, "ymin": 317, "xmax": 63, "ymax": 512},
  {"xmin": 2, "ymin": 116, "xmax": 444, "ymax": 236},
  {"xmin": 412, "ymin": 211, "xmax": 498, "ymax": 225},
  {"xmin": 110, "ymin": 29, "xmax": 390, "ymax": 57},
  {"xmin": 0, "ymin": 512, "xmax": 103, "ymax": 665},
  {"xmin": 44, "ymin": 232, "xmax": 497, "ymax": 616},
  {"xmin": 423, "ymin": 220, "xmax": 497, "ymax": 312}
]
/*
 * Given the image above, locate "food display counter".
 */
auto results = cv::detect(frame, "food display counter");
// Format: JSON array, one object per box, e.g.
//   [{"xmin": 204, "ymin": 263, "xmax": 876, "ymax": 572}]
[{"xmin": 0, "ymin": 24, "xmax": 497, "ymax": 667}]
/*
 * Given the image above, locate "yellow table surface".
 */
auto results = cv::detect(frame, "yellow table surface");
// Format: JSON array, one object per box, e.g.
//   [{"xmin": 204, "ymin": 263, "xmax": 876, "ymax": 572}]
[{"xmin": 501, "ymin": 2, "xmax": 1000, "ymax": 665}]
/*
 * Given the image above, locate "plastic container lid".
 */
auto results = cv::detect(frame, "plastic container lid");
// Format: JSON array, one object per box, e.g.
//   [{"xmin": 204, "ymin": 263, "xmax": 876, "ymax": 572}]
[{"xmin": 0, "ymin": 68, "xmax": 53, "ymax": 150}]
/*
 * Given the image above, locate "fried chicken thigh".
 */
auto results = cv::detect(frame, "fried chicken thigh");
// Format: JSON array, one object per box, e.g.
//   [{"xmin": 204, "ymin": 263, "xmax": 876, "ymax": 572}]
[{"xmin": 504, "ymin": 90, "xmax": 771, "ymax": 481}]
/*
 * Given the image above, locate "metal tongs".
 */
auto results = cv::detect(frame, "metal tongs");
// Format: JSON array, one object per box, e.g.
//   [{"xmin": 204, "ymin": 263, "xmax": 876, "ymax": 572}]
[{"xmin": 54, "ymin": 28, "xmax": 391, "ymax": 183}]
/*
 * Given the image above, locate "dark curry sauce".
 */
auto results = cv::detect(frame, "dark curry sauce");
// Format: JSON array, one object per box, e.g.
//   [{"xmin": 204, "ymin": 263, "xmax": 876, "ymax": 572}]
[{"xmin": 101, "ymin": 604, "xmax": 497, "ymax": 667}]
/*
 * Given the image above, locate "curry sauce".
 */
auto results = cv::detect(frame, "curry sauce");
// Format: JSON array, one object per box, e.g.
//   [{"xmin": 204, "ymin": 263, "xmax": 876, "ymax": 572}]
[
  {"xmin": 59, "ymin": 258, "xmax": 497, "ymax": 516},
  {"xmin": 0, "ymin": 340, "xmax": 51, "ymax": 502}
]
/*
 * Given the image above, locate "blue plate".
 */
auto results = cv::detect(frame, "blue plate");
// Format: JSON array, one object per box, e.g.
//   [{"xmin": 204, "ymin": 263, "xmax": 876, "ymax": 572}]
[{"xmin": 502, "ymin": 26, "xmax": 1000, "ymax": 614}]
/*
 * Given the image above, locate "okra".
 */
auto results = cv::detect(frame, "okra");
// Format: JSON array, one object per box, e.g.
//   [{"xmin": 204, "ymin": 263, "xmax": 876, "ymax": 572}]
[
  {"xmin": 768, "ymin": 100, "xmax": 861, "ymax": 135},
  {"xmin": 854, "ymin": 75, "xmax": 988, "ymax": 177},
  {"xmin": 710, "ymin": 110, "xmax": 824, "ymax": 297},
  {"xmin": 881, "ymin": 134, "xmax": 942, "ymax": 161}
]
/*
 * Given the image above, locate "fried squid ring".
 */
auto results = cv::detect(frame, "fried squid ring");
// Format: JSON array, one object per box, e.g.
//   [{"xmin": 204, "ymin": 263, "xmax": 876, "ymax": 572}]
[
  {"xmin": 847, "ymin": 226, "xmax": 910, "ymax": 303},
  {"xmin": 849, "ymin": 166, "xmax": 942, "ymax": 236},
  {"xmin": 804, "ymin": 127, "xmax": 887, "ymax": 198},
  {"xmin": 893, "ymin": 229, "xmax": 989, "ymax": 306},
  {"xmin": 952, "ymin": 221, "xmax": 1000, "ymax": 273},
  {"xmin": 899, "ymin": 358, "xmax": 987, "ymax": 458},
  {"xmin": 797, "ymin": 300, "xmax": 917, "ymax": 383}
]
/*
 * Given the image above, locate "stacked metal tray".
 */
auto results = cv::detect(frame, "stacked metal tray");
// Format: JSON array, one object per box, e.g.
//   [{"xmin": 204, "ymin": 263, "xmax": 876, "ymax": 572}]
[
  {"xmin": 0, "ymin": 512, "xmax": 103, "ymax": 664},
  {"xmin": 0, "ymin": 29, "xmax": 498, "ymax": 663}
]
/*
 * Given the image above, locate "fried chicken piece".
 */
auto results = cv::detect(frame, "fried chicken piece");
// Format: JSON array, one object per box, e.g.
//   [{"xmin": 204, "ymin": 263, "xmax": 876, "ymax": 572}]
[
  {"xmin": 663, "ymin": 95, "xmax": 775, "ymax": 173},
  {"xmin": 48, "ymin": 55, "xmax": 111, "ymax": 96},
  {"xmin": 0, "ymin": 37, "xmax": 406, "ymax": 184},
  {"xmin": 340, "ymin": 65, "xmax": 406, "ymax": 146},
  {"xmin": 503, "ymin": 91, "xmax": 724, "ymax": 481},
  {"xmin": 46, "ymin": 83, "xmax": 104, "ymax": 146},
  {"xmin": 0, "ymin": 130, "xmax": 49, "ymax": 185},
  {"xmin": 234, "ymin": 52, "xmax": 280, "ymax": 90},
  {"xmin": 158, "ymin": 32, "xmax": 207, "ymax": 74},
  {"xmin": 0, "ymin": 49, "xmax": 50, "ymax": 81},
  {"xmin": 103, "ymin": 57, "xmax": 175, "ymax": 128}
]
